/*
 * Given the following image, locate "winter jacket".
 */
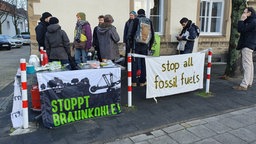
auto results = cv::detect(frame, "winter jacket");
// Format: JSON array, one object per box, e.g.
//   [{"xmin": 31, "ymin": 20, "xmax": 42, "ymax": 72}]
[
  {"xmin": 45, "ymin": 24, "xmax": 71, "ymax": 60},
  {"xmin": 237, "ymin": 16, "xmax": 256, "ymax": 50},
  {"xmin": 178, "ymin": 20, "xmax": 197, "ymax": 54},
  {"xmin": 35, "ymin": 21, "xmax": 49, "ymax": 49},
  {"xmin": 97, "ymin": 23, "xmax": 120, "ymax": 60},
  {"xmin": 73, "ymin": 21, "xmax": 92, "ymax": 50}
]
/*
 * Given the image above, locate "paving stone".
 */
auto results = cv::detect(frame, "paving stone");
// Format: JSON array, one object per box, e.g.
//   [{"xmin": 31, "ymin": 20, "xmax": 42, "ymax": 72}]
[
  {"xmin": 187, "ymin": 125, "xmax": 217, "ymax": 139},
  {"xmin": 184, "ymin": 119, "xmax": 207, "ymax": 127},
  {"xmin": 162, "ymin": 124, "xmax": 184, "ymax": 134},
  {"xmin": 147, "ymin": 135, "xmax": 178, "ymax": 144},
  {"xmin": 193, "ymin": 138, "xmax": 222, "ymax": 144},
  {"xmin": 105, "ymin": 138, "xmax": 133, "ymax": 144},
  {"xmin": 150, "ymin": 129, "xmax": 166, "ymax": 137},
  {"xmin": 217, "ymin": 117, "xmax": 246, "ymax": 129},
  {"xmin": 229, "ymin": 128, "xmax": 256, "ymax": 143},
  {"xmin": 245, "ymin": 124, "xmax": 256, "ymax": 134},
  {"xmin": 130, "ymin": 134, "xmax": 154, "ymax": 143},
  {"xmin": 204, "ymin": 121, "xmax": 232, "ymax": 134},
  {"xmin": 168, "ymin": 129, "xmax": 200, "ymax": 144},
  {"xmin": 231, "ymin": 114, "xmax": 256, "ymax": 126},
  {"xmin": 202, "ymin": 117, "xmax": 219, "ymax": 122},
  {"xmin": 213, "ymin": 133, "xmax": 247, "ymax": 144}
]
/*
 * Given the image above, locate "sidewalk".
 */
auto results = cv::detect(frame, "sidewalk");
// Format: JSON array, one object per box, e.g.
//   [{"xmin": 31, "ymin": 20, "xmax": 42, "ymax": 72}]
[
  {"xmin": 107, "ymin": 105, "xmax": 256, "ymax": 144},
  {"xmin": 1, "ymin": 63, "xmax": 256, "ymax": 144}
]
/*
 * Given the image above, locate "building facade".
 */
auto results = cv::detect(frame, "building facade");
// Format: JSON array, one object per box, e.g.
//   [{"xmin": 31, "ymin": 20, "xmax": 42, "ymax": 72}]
[
  {"xmin": 28, "ymin": 0, "xmax": 256, "ymax": 61},
  {"xmin": 0, "ymin": 1, "xmax": 28, "ymax": 36}
]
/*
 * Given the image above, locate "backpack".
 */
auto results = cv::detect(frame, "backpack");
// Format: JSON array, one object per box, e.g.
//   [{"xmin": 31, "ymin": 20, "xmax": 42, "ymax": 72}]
[
  {"xmin": 135, "ymin": 17, "xmax": 152, "ymax": 44},
  {"xmin": 193, "ymin": 24, "xmax": 200, "ymax": 37}
]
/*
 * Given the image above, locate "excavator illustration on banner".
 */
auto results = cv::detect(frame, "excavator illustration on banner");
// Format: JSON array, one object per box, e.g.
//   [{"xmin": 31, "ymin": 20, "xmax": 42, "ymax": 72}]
[{"xmin": 89, "ymin": 73, "xmax": 121, "ymax": 94}]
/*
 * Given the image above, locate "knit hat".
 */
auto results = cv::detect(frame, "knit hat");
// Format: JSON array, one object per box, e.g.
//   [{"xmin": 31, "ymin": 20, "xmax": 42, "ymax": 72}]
[
  {"xmin": 104, "ymin": 14, "xmax": 114, "ymax": 23},
  {"xmin": 130, "ymin": 11, "xmax": 137, "ymax": 16},
  {"xmin": 76, "ymin": 12, "xmax": 86, "ymax": 21},
  {"xmin": 49, "ymin": 17, "xmax": 59, "ymax": 24},
  {"xmin": 137, "ymin": 9, "xmax": 145, "ymax": 15},
  {"xmin": 41, "ymin": 12, "xmax": 52, "ymax": 20}
]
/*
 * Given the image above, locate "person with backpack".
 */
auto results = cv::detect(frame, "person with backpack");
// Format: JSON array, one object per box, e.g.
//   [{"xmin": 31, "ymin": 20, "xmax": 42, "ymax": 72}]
[
  {"xmin": 129, "ymin": 9, "xmax": 155, "ymax": 87},
  {"xmin": 73, "ymin": 12, "xmax": 92, "ymax": 64},
  {"xmin": 176, "ymin": 17, "xmax": 199, "ymax": 54}
]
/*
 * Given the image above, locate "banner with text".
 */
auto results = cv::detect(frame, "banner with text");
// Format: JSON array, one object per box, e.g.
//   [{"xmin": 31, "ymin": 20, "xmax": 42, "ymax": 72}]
[
  {"xmin": 145, "ymin": 53, "xmax": 205, "ymax": 99},
  {"xmin": 37, "ymin": 67, "xmax": 121, "ymax": 128}
]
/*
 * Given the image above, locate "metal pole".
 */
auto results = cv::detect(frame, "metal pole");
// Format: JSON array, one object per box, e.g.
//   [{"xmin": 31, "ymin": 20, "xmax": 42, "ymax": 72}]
[
  {"xmin": 206, "ymin": 48, "xmax": 212, "ymax": 93},
  {"xmin": 127, "ymin": 53, "xmax": 132, "ymax": 107},
  {"xmin": 20, "ymin": 58, "xmax": 29, "ymax": 129}
]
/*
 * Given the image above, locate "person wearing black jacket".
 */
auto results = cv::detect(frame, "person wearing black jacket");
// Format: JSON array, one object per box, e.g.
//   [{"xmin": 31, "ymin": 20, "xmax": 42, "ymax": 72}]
[
  {"xmin": 35, "ymin": 12, "xmax": 52, "ymax": 51},
  {"xmin": 123, "ymin": 11, "xmax": 136, "ymax": 67},
  {"xmin": 92, "ymin": 15, "xmax": 104, "ymax": 62},
  {"xmin": 129, "ymin": 9, "xmax": 155, "ymax": 87},
  {"xmin": 176, "ymin": 17, "xmax": 198, "ymax": 54},
  {"xmin": 233, "ymin": 7, "xmax": 256, "ymax": 91}
]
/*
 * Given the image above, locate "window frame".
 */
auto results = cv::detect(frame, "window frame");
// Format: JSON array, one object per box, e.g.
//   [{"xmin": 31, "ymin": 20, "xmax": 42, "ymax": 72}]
[
  {"xmin": 200, "ymin": 0, "xmax": 225, "ymax": 36},
  {"xmin": 134, "ymin": 0, "xmax": 164, "ymax": 35}
]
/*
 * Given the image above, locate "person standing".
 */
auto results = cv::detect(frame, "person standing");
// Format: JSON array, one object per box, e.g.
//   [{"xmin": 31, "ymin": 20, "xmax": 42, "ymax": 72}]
[
  {"xmin": 73, "ymin": 12, "xmax": 92, "ymax": 64},
  {"xmin": 35, "ymin": 12, "xmax": 52, "ymax": 51},
  {"xmin": 123, "ymin": 11, "xmax": 137, "ymax": 67},
  {"xmin": 97, "ymin": 14, "xmax": 120, "ymax": 62},
  {"xmin": 129, "ymin": 9, "xmax": 155, "ymax": 87},
  {"xmin": 92, "ymin": 15, "xmax": 104, "ymax": 62},
  {"xmin": 44, "ymin": 17, "xmax": 71, "ymax": 66},
  {"xmin": 233, "ymin": 7, "xmax": 256, "ymax": 91},
  {"xmin": 176, "ymin": 17, "xmax": 198, "ymax": 54}
]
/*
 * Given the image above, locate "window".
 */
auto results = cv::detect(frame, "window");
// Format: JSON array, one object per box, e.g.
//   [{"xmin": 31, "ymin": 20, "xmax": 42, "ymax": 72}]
[
  {"xmin": 200, "ymin": 0, "xmax": 224, "ymax": 35},
  {"xmin": 134, "ymin": 0, "xmax": 164, "ymax": 34}
]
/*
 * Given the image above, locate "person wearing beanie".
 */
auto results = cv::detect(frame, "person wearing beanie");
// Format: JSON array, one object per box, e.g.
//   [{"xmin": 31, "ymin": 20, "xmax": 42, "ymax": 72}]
[
  {"xmin": 92, "ymin": 15, "xmax": 105, "ymax": 62},
  {"xmin": 129, "ymin": 8, "xmax": 155, "ymax": 87},
  {"xmin": 73, "ymin": 12, "xmax": 92, "ymax": 64},
  {"xmin": 35, "ymin": 12, "xmax": 52, "ymax": 51},
  {"xmin": 123, "ymin": 10, "xmax": 137, "ymax": 68},
  {"xmin": 96, "ymin": 14, "xmax": 120, "ymax": 62},
  {"xmin": 45, "ymin": 17, "xmax": 71, "ymax": 68},
  {"xmin": 49, "ymin": 17, "xmax": 59, "ymax": 25}
]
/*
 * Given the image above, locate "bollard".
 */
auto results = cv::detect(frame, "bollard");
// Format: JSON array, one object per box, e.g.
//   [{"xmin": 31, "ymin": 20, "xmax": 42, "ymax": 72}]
[
  {"xmin": 127, "ymin": 53, "xmax": 132, "ymax": 107},
  {"xmin": 20, "ymin": 58, "xmax": 29, "ymax": 129},
  {"xmin": 206, "ymin": 48, "xmax": 212, "ymax": 93}
]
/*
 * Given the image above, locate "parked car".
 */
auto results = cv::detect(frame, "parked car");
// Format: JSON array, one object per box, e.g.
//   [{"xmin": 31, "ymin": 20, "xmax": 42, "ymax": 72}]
[
  {"xmin": 13, "ymin": 34, "xmax": 31, "ymax": 45},
  {"xmin": 0, "ymin": 35, "xmax": 23, "ymax": 48},
  {"xmin": 0, "ymin": 35, "xmax": 11, "ymax": 50}
]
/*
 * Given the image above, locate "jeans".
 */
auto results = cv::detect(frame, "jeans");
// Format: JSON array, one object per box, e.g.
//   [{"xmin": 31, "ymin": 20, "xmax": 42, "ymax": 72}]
[
  {"xmin": 240, "ymin": 47, "xmax": 254, "ymax": 88},
  {"xmin": 75, "ymin": 48, "xmax": 88, "ymax": 64}
]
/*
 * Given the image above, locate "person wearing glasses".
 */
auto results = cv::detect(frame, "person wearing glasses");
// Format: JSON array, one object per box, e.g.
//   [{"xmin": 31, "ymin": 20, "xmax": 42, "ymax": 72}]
[{"xmin": 233, "ymin": 7, "xmax": 256, "ymax": 91}]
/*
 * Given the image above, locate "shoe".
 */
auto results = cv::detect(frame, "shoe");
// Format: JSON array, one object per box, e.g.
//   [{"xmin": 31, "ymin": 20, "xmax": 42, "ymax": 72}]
[
  {"xmin": 140, "ymin": 82, "xmax": 147, "ymax": 87},
  {"xmin": 132, "ymin": 83, "xmax": 137, "ymax": 87},
  {"xmin": 232, "ymin": 85, "xmax": 247, "ymax": 91}
]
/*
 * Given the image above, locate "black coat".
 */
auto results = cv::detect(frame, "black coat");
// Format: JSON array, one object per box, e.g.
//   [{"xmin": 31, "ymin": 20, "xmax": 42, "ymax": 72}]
[
  {"xmin": 237, "ymin": 16, "xmax": 256, "ymax": 50},
  {"xmin": 35, "ymin": 21, "xmax": 49, "ymax": 49}
]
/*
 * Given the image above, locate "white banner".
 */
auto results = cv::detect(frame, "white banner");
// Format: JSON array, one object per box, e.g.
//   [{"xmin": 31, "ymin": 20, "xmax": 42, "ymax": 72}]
[
  {"xmin": 11, "ymin": 77, "xmax": 23, "ymax": 128},
  {"xmin": 145, "ymin": 53, "xmax": 205, "ymax": 99},
  {"xmin": 36, "ymin": 67, "xmax": 121, "ymax": 93}
]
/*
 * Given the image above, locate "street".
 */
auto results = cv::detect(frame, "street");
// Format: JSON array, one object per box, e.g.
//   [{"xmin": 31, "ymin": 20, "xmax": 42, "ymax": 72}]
[{"xmin": 0, "ymin": 46, "xmax": 30, "ymax": 91}]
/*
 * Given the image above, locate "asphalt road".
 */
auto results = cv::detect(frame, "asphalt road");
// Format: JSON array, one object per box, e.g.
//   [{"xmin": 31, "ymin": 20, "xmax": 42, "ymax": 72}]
[{"xmin": 0, "ymin": 46, "xmax": 31, "ymax": 91}]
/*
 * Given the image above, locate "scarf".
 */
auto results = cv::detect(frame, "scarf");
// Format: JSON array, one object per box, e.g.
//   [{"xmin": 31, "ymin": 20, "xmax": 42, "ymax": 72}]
[{"xmin": 75, "ymin": 20, "xmax": 86, "ymax": 40}]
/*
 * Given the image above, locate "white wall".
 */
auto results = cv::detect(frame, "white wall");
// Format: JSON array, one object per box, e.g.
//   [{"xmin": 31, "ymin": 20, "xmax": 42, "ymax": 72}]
[
  {"xmin": 33, "ymin": 0, "xmax": 130, "ymax": 42},
  {"xmin": 170, "ymin": 0, "xmax": 198, "ymax": 42},
  {"xmin": 1, "ymin": 15, "xmax": 16, "ymax": 36}
]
